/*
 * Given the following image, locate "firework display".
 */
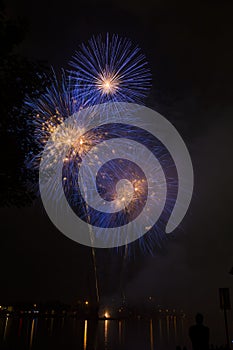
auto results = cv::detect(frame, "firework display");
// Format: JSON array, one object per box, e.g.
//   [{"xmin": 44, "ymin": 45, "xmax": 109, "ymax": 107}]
[{"xmin": 26, "ymin": 34, "xmax": 193, "ymax": 252}]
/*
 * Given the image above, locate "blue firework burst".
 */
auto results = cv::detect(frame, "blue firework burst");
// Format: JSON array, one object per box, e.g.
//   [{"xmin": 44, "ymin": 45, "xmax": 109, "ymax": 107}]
[
  {"xmin": 69, "ymin": 33, "xmax": 152, "ymax": 106},
  {"xmin": 61, "ymin": 121, "xmax": 178, "ymax": 255}
]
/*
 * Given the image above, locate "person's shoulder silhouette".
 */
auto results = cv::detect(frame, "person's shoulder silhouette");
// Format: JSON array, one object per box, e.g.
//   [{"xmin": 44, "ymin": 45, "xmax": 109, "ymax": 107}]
[{"xmin": 189, "ymin": 313, "xmax": 209, "ymax": 350}]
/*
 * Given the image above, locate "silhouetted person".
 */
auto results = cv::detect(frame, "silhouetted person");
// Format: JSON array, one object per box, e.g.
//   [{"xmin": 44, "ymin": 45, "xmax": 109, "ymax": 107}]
[{"xmin": 189, "ymin": 313, "xmax": 209, "ymax": 350}]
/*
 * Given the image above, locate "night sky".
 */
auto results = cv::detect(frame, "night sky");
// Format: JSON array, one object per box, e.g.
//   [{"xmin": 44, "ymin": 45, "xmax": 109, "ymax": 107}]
[{"xmin": 1, "ymin": 0, "xmax": 233, "ymax": 324}]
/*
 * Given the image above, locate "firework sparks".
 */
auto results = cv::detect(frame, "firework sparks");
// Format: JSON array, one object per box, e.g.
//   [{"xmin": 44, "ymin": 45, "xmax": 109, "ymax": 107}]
[{"xmin": 96, "ymin": 71, "xmax": 120, "ymax": 96}]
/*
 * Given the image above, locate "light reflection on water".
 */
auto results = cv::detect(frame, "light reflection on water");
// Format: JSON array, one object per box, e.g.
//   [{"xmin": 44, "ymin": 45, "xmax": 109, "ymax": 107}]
[
  {"xmin": 0, "ymin": 316, "xmax": 190, "ymax": 350},
  {"xmin": 150, "ymin": 318, "xmax": 154, "ymax": 350},
  {"xmin": 83, "ymin": 319, "xmax": 87, "ymax": 350}
]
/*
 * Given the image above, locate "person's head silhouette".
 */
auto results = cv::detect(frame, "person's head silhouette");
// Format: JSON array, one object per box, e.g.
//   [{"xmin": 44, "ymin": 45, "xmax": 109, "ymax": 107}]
[{"xmin": 195, "ymin": 313, "xmax": 204, "ymax": 325}]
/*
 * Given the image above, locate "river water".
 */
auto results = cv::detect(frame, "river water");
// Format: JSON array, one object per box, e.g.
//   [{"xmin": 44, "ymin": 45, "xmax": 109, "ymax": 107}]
[{"xmin": 0, "ymin": 314, "xmax": 229, "ymax": 350}]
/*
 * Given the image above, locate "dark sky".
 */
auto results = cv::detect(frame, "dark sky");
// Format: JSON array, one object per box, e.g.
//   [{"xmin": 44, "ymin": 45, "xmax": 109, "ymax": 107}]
[{"xmin": 1, "ymin": 0, "xmax": 233, "ymax": 324}]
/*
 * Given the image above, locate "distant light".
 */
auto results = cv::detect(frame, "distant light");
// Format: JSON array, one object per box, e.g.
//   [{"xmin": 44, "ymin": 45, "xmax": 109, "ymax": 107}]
[
  {"xmin": 104, "ymin": 312, "xmax": 110, "ymax": 318},
  {"xmin": 85, "ymin": 301, "xmax": 89, "ymax": 305}
]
